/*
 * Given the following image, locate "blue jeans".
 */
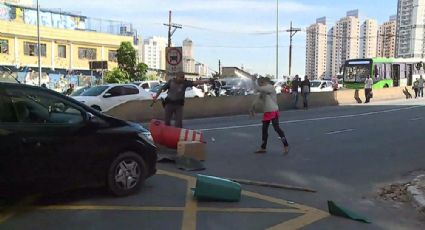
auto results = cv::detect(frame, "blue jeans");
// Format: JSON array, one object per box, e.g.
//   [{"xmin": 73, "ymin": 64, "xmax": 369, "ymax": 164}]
[
  {"xmin": 419, "ymin": 87, "xmax": 424, "ymax": 97},
  {"xmin": 293, "ymin": 92, "xmax": 299, "ymax": 108},
  {"xmin": 302, "ymin": 93, "xmax": 309, "ymax": 108}
]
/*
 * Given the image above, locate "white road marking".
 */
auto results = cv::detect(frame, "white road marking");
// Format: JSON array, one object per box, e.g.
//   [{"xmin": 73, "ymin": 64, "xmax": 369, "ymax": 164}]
[
  {"xmin": 325, "ymin": 129, "xmax": 355, "ymax": 135},
  {"xmin": 410, "ymin": 117, "xmax": 423, "ymax": 121},
  {"xmin": 200, "ymin": 105, "xmax": 424, "ymax": 132}
]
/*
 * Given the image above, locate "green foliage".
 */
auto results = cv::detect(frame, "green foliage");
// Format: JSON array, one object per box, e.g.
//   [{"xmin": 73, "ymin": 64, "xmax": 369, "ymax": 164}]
[
  {"xmin": 133, "ymin": 63, "xmax": 148, "ymax": 82},
  {"xmin": 104, "ymin": 68, "xmax": 129, "ymax": 84},
  {"xmin": 147, "ymin": 73, "xmax": 159, "ymax": 81},
  {"xmin": 111, "ymin": 41, "xmax": 149, "ymax": 82}
]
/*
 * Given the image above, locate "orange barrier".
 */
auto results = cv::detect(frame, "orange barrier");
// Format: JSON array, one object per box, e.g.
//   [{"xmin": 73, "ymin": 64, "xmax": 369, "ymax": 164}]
[{"xmin": 149, "ymin": 119, "xmax": 204, "ymax": 149}]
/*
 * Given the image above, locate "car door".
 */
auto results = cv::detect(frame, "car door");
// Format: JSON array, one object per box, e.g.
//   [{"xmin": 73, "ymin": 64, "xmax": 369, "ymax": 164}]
[
  {"xmin": 0, "ymin": 87, "xmax": 22, "ymax": 185},
  {"xmin": 103, "ymin": 86, "xmax": 126, "ymax": 110},
  {"xmin": 121, "ymin": 85, "xmax": 142, "ymax": 101},
  {"xmin": 4, "ymin": 86, "xmax": 91, "ymax": 186}
]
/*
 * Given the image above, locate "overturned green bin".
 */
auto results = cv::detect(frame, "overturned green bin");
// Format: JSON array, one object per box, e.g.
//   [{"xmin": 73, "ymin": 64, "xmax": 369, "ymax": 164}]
[{"xmin": 193, "ymin": 175, "xmax": 242, "ymax": 202}]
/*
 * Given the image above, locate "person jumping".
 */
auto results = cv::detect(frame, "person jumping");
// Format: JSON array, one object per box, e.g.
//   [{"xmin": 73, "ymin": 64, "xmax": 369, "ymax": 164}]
[{"xmin": 250, "ymin": 76, "xmax": 290, "ymax": 155}]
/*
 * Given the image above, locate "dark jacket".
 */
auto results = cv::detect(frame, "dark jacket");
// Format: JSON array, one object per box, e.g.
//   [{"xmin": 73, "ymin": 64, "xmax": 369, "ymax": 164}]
[
  {"xmin": 291, "ymin": 79, "xmax": 300, "ymax": 92},
  {"xmin": 301, "ymin": 79, "xmax": 311, "ymax": 93}
]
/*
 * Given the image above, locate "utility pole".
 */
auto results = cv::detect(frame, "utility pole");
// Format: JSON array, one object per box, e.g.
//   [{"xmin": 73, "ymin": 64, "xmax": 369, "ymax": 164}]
[
  {"xmin": 276, "ymin": 0, "xmax": 279, "ymax": 80},
  {"xmin": 36, "ymin": 0, "xmax": 42, "ymax": 86},
  {"xmin": 163, "ymin": 11, "xmax": 182, "ymax": 47},
  {"xmin": 286, "ymin": 21, "xmax": 301, "ymax": 77},
  {"xmin": 218, "ymin": 59, "xmax": 221, "ymax": 76}
]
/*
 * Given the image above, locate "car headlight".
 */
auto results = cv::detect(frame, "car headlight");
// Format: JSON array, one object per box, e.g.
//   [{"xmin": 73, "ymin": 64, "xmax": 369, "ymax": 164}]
[{"xmin": 140, "ymin": 132, "xmax": 153, "ymax": 142}]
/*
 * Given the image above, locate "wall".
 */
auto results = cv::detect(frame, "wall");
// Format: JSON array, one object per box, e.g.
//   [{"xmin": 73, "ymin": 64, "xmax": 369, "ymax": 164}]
[{"xmin": 106, "ymin": 87, "xmax": 409, "ymax": 122}]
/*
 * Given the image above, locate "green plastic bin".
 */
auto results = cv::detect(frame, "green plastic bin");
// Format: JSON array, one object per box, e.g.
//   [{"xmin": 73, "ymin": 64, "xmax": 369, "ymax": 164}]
[{"xmin": 193, "ymin": 174, "xmax": 242, "ymax": 202}]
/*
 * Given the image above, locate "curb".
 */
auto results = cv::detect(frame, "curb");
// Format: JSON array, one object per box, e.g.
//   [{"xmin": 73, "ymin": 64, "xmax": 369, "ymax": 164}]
[{"xmin": 407, "ymin": 175, "xmax": 425, "ymax": 213}]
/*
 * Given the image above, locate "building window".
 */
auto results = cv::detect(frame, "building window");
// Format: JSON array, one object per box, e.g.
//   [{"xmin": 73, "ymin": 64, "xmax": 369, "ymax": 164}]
[
  {"xmin": 58, "ymin": 45, "xmax": 66, "ymax": 58},
  {"xmin": 78, "ymin": 48, "xmax": 97, "ymax": 60},
  {"xmin": 108, "ymin": 50, "xmax": 118, "ymax": 62},
  {"xmin": 0, "ymin": 39, "xmax": 8, "ymax": 54},
  {"xmin": 24, "ymin": 42, "xmax": 46, "ymax": 57}
]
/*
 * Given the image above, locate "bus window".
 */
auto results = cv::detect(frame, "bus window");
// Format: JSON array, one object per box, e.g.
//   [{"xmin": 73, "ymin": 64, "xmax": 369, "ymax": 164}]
[
  {"xmin": 386, "ymin": 64, "xmax": 392, "ymax": 80},
  {"xmin": 399, "ymin": 64, "xmax": 406, "ymax": 79}
]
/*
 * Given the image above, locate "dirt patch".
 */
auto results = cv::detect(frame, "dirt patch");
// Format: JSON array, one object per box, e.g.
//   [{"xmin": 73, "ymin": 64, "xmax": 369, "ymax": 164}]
[{"xmin": 378, "ymin": 183, "xmax": 411, "ymax": 202}]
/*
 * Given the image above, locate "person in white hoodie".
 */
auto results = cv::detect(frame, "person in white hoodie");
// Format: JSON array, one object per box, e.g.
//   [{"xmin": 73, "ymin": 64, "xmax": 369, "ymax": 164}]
[{"xmin": 250, "ymin": 77, "xmax": 290, "ymax": 155}]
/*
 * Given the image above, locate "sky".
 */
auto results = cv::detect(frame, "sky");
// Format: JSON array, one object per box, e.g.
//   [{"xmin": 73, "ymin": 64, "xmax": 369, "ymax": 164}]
[{"xmin": 39, "ymin": 0, "xmax": 398, "ymax": 77}]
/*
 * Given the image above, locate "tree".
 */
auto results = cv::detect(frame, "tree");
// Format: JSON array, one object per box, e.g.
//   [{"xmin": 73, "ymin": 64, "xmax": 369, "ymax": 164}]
[
  {"xmin": 104, "ymin": 68, "xmax": 129, "ymax": 84},
  {"xmin": 116, "ymin": 41, "xmax": 148, "ymax": 82}
]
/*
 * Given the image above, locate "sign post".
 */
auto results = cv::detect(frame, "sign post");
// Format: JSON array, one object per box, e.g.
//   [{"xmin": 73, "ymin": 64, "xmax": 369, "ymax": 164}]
[{"xmin": 166, "ymin": 47, "xmax": 183, "ymax": 77}]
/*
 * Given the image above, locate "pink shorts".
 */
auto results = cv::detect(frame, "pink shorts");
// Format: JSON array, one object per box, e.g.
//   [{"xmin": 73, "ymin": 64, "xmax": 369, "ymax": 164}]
[{"xmin": 263, "ymin": 111, "xmax": 280, "ymax": 122}]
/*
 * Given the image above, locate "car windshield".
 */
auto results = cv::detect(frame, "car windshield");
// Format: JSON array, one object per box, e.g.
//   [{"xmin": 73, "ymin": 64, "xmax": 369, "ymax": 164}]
[
  {"xmin": 344, "ymin": 64, "xmax": 370, "ymax": 83},
  {"xmin": 150, "ymin": 84, "xmax": 164, "ymax": 93},
  {"xmin": 70, "ymin": 87, "xmax": 89, "ymax": 96},
  {"xmin": 310, "ymin": 81, "xmax": 322, "ymax": 87},
  {"xmin": 80, "ymin": 86, "xmax": 109, "ymax": 96},
  {"xmin": 225, "ymin": 79, "xmax": 242, "ymax": 86}
]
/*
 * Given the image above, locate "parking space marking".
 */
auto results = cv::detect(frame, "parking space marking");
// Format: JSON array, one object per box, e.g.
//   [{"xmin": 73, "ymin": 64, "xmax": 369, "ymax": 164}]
[
  {"xmin": 0, "ymin": 194, "xmax": 39, "ymax": 224},
  {"xmin": 0, "ymin": 170, "xmax": 330, "ymax": 230}
]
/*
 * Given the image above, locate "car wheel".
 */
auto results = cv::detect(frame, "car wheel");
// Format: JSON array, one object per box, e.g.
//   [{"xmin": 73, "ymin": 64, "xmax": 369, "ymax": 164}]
[
  {"xmin": 91, "ymin": 105, "xmax": 102, "ymax": 111},
  {"xmin": 194, "ymin": 96, "xmax": 199, "ymax": 98},
  {"xmin": 107, "ymin": 151, "xmax": 147, "ymax": 196}
]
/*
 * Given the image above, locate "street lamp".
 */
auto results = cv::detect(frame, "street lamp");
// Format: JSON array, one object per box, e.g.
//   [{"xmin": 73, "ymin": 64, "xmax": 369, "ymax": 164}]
[
  {"xmin": 36, "ymin": 0, "xmax": 42, "ymax": 86},
  {"xmin": 276, "ymin": 0, "xmax": 279, "ymax": 80}
]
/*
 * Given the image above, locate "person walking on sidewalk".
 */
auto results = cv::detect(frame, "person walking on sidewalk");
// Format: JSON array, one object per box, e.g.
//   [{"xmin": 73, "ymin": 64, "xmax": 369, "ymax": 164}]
[
  {"xmin": 418, "ymin": 75, "xmax": 424, "ymax": 97},
  {"xmin": 413, "ymin": 79, "xmax": 419, "ymax": 99},
  {"xmin": 364, "ymin": 76, "xmax": 373, "ymax": 103},
  {"xmin": 291, "ymin": 75, "xmax": 301, "ymax": 109},
  {"xmin": 301, "ymin": 76, "xmax": 311, "ymax": 109},
  {"xmin": 153, "ymin": 72, "xmax": 209, "ymax": 128},
  {"xmin": 250, "ymin": 76, "xmax": 290, "ymax": 155}
]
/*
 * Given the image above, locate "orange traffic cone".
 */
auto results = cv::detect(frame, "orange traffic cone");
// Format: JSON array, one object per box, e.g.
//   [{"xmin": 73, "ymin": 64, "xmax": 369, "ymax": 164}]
[{"xmin": 149, "ymin": 120, "xmax": 204, "ymax": 149}]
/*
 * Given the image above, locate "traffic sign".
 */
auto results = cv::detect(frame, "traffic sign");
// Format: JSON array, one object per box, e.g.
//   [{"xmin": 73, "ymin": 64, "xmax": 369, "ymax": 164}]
[{"xmin": 166, "ymin": 47, "xmax": 183, "ymax": 73}]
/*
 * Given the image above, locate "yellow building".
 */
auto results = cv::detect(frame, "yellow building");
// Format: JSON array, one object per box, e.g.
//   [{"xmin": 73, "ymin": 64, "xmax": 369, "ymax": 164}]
[{"xmin": 0, "ymin": 1, "xmax": 136, "ymax": 89}]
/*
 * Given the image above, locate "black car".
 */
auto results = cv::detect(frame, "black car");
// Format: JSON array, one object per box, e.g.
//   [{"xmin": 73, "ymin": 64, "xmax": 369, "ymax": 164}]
[
  {"xmin": 0, "ymin": 83, "xmax": 157, "ymax": 196},
  {"xmin": 221, "ymin": 78, "xmax": 254, "ymax": 96}
]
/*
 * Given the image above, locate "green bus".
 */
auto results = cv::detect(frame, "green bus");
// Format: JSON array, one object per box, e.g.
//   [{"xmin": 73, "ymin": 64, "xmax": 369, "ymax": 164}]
[{"xmin": 342, "ymin": 58, "xmax": 424, "ymax": 89}]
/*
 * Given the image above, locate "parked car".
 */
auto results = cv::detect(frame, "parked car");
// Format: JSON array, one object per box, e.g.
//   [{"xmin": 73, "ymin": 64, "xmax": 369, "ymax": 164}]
[
  {"xmin": 72, "ymin": 84, "xmax": 152, "ymax": 111},
  {"xmin": 154, "ymin": 86, "xmax": 205, "ymax": 99},
  {"xmin": 221, "ymin": 78, "xmax": 254, "ymax": 96},
  {"xmin": 70, "ymin": 86, "xmax": 91, "ymax": 96},
  {"xmin": 310, "ymin": 80, "xmax": 334, "ymax": 92},
  {"xmin": 133, "ymin": 81, "xmax": 162, "ymax": 91},
  {"xmin": 0, "ymin": 82, "xmax": 157, "ymax": 196}
]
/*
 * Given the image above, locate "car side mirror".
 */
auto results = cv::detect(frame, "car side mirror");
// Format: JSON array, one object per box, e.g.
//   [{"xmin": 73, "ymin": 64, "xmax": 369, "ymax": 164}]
[
  {"xmin": 86, "ymin": 112, "xmax": 106, "ymax": 126},
  {"xmin": 103, "ymin": 93, "xmax": 112, "ymax": 98}
]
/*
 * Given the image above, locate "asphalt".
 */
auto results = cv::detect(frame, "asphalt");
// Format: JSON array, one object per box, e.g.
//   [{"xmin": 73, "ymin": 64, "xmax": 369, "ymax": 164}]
[{"xmin": 1, "ymin": 97, "xmax": 425, "ymax": 230}]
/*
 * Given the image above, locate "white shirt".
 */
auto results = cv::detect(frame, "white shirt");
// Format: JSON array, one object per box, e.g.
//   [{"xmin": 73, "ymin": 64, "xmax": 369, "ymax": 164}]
[{"xmin": 364, "ymin": 78, "xmax": 373, "ymax": 89}]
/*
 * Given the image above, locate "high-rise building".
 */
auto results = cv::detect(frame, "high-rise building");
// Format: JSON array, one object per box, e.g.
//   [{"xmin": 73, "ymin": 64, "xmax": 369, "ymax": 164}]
[
  {"xmin": 331, "ymin": 10, "xmax": 360, "ymax": 76},
  {"xmin": 140, "ymin": 36, "xmax": 167, "ymax": 70},
  {"xmin": 360, "ymin": 19, "xmax": 378, "ymax": 58},
  {"xmin": 183, "ymin": 38, "xmax": 195, "ymax": 73},
  {"xmin": 396, "ymin": 0, "xmax": 425, "ymax": 58},
  {"xmin": 377, "ymin": 15, "xmax": 397, "ymax": 58},
  {"xmin": 305, "ymin": 17, "xmax": 327, "ymax": 79},
  {"xmin": 326, "ymin": 27, "xmax": 334, "ymax": 78}
]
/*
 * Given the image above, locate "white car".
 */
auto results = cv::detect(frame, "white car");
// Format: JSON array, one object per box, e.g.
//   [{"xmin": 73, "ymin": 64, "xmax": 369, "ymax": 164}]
[
  {"xmin": 155, "ymin": 86, "xmax": 205, "ymax": 99},
  {"xmin": 135, "ymin": 81, "xmax": 162, "ymax": 91},
  {"xmin": 73, "ymin": 84, "xmax": 152, "ymax": 111},
  {"xmin": 310, "ymin": 80, "xmax": 334, "ymax": 92}
]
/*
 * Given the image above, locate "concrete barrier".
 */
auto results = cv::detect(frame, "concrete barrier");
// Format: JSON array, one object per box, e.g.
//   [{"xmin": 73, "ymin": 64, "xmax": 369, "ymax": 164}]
[{"xmin": 105, "ymin": 87, "xmax": 408, "ymax": 122}]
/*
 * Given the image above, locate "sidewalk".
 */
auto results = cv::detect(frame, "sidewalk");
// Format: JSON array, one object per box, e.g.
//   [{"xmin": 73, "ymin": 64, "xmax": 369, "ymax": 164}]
[{"xmin": 407, "ymin": 175, "xmax": 425, "ymax": 213}]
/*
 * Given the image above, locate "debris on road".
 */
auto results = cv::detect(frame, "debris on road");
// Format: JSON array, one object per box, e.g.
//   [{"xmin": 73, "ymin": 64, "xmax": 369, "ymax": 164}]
[
  {"xmin": 328, "ymin": 201, "xmax": 371, "ymax": 224},
  {"xmin": 193, "ymin": 175, "xmax": 241, "ymax": 202},
  {"xmin": 175, "ymin": 157, "xmax": 205, "ymax": 171},
  {"xmin": 378, "ymin": 183, "xmax": 410, "ymax": 202},
  {"xmin": 227, "ymin": 178, "xmax": 317, "ymax": 193},
  {"xmin": 407, "ymin": 175, "xmax": 425, "ymax": 213},
  {"xmin": 177, "ymin": 141, "xmax": 206, "ymax": 161}
]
